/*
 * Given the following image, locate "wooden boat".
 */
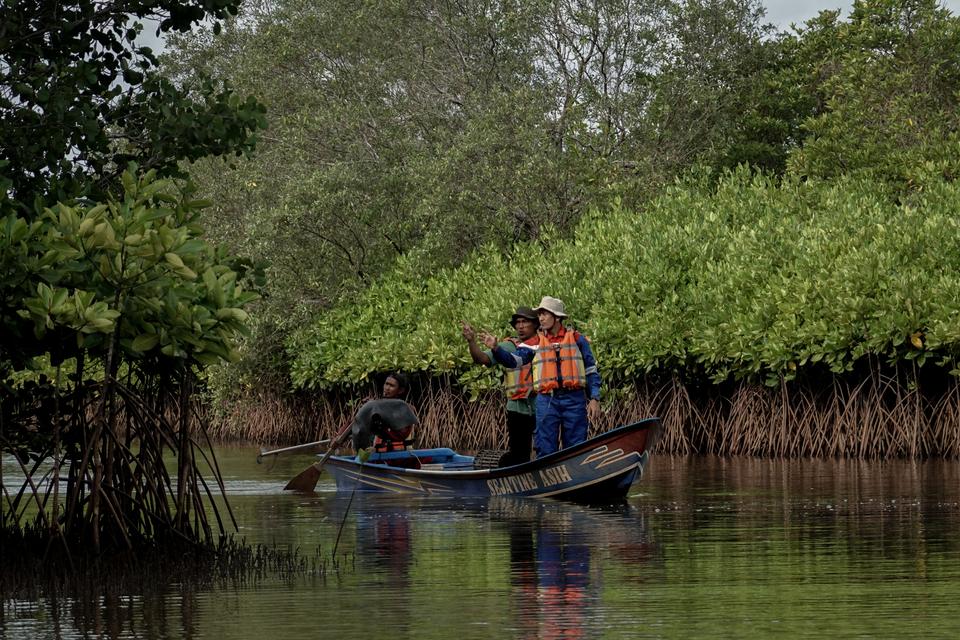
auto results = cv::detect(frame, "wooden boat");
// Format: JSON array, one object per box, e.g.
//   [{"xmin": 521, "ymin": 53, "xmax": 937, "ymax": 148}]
[{"xmin": 315, "ymin": 417, "xmax": 660, "ymax": 503}]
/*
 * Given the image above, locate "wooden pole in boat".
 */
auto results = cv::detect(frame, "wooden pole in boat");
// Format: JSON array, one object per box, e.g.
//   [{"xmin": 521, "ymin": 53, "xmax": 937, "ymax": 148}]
[
  {"xmin": 256, "ymin": 439, "xmax": 333, "ymax": 463},
  {"xmin": 283, "ymin": 420, "xmax": 355, "ymax": 492}
]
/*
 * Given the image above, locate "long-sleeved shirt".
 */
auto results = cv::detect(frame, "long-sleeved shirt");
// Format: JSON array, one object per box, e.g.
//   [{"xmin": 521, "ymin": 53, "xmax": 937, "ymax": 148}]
[
  {"xmin": 492, "ymin": 325, "xmax": 601, "ymax": 401},
  {"xmin": 482, "ymin": 339, "xmax": 536, "ymax": 415}
]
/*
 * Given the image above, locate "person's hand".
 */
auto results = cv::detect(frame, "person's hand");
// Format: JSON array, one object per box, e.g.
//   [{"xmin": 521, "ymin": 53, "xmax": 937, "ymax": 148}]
[
  {"xmin": 461, "ymin": 321, "xmax": 476, "ymax": 342},
  {"xmin": 480, "ymin": 332, "xmax": 498, "ymax": 349},
  {"xmin": 587, "ymin": 398, "xmax": 602, "ymax": 424}
]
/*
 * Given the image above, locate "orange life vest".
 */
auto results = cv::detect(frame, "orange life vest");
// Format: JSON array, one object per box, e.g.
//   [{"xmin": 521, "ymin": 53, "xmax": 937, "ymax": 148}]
[
  {"xmin": 373, "ymin": 424, "xmax": 414, "ymax": 453},
  {"xmin": 532, "ymin": 328, "xmax": 586, "ymax": 393},
  {"xmin": 503, "ymin": 336, "xmax": 537, "ymax": 400}
]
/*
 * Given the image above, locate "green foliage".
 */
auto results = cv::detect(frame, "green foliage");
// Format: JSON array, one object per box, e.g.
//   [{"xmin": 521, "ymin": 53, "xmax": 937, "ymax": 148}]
[
  {"xmin": 290, "ymin": 167, "xmax": 960, "ymax": 391},
  {"xmin": 1, "ymin": 0, "xmax": 265, "ymax": 556},
  {"xmin": 783, "ymin": 0, "xmax": 960, "ymax": 189},
  {"xmin": 0, "ymin": 0, "xmax": 266, "ymax": 208},
  {"xmin": 0, "ymin": 0, "xmax": 266, "ymax": 395},
  {"xmin": 643, "ymin": 0, "xmax": 781, "ymax": 176},
  {"xmin": 2, "ymin": 166, "xmax": 256, "ymax": 375},
  {"xmin": 156, "ymin": 0, "xmax": 960, "ymax": 400},
  {"xmin": 707, "ymin": 35, "xmax": 815, "ymax": 176},
  {"xmin": 162, "ymin": 0, "xmax": 776, "ymax": 373}
]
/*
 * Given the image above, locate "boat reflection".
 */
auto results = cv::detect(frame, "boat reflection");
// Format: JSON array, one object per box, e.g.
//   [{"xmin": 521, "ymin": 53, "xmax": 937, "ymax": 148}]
[
  {"xmin": 347, "ymin": 499, "xmax": 416, "ymax": 633},
  {"xmin": 499, "ymin": 502, "xmax": 592, "ymax": 639},
  {"xmin": 354, "ymin": 500, "xmax": 414, "ymax": 579},
  {"xmin": 487, "ymin": 498, "xmax": 657, "ymax": 638},
  {"xmin": 340, "ymin": 495, "xmax": 657, "ymax": 638}
]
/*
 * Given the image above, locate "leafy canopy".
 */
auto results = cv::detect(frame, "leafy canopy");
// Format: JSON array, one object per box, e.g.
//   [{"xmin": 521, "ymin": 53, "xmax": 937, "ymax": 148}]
[
  {"xmin": 1, "ymin": 1, "xmax": 266, "ymax": 553},
  {"xmin": 161, "ymin": 0, "xmax": 778, "ymax": 392},
  {"xmin": 1, "ymin": 0, "xmax": 267, "ymax": 374},
  {"xmin": 784, "ymin": 0, "xmax": 960, "ymax": 189},
  {"xmin": 0, "ymin": 0, "xmax": 266, "ymax": 208},
  {"xmin": 290, "ymin": 168, "xmax": 960, "ymax": 391}
]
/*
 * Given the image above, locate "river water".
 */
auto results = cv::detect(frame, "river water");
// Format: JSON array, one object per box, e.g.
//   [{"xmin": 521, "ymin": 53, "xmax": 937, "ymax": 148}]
[{"xmin": 3, "ymin": 447, "xmax": 960, "ymax": 639}]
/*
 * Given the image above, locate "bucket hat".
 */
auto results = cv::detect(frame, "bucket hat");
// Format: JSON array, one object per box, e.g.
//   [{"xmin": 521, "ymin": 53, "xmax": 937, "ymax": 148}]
[
  {"xmin": 510, "ymin": 306, "xmax": 539, "ymax": 327},
  {"xmin": 533, "ymin": 296, "xmax": 567, "ymax": 318}
]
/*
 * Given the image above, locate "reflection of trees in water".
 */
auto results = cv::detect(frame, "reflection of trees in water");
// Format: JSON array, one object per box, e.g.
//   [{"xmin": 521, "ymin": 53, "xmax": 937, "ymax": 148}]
[
  {"xmin": 4, "ymin": 496, "xmax": 656, "ymax": 638},
  {"xmin": 645, "ymin": 454, "xmax": 960, "ymax": 563},
  {"xmin": 1, "ymin": 540, "xmax": 327, "ymax": 639},
  {"xmin": 326, "ymin": 495, "xmax": 657, "ymax": 637},
  {"xmin": 2, "ymin": 567, "xmax": 201, "ymax": 639}
]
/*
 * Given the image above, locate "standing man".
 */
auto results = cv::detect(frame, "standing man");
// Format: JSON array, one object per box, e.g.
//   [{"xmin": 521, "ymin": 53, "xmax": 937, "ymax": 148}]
[
  {"xmin": 483, "ymin": 296, "xmax": 601, "ymax": 457},
  {"xmin": 462, "ymin": 307, "xmax": 540, "ymax": 466}
]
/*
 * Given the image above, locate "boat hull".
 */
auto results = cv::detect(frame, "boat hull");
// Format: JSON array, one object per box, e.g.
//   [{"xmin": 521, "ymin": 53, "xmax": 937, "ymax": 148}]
[{"xmin": 323, "ymin": 417, "xmax": 659, "ymax": 503}]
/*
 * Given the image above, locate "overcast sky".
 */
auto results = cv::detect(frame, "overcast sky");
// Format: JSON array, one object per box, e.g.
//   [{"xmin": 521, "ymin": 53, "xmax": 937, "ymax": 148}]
[
  {"xmin": 764, "ymin": 0, "xmax": 960, "ymax": 29},
  {"xmin": 140, "ymin": 2, "xmax": 960, "ymax": 53}
]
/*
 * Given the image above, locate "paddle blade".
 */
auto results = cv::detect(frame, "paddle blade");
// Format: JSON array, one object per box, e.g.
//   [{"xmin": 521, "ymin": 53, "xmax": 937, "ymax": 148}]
[{"xmin": 283, "ymin": 463, "xmax": 323, "ymax": 492}]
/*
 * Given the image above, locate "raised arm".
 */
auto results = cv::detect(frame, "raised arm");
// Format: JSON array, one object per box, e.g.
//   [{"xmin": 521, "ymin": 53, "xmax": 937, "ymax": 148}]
[
  {"xmin": 482, "ymin": 332, "xmax": 534, "ymax": 368},
  {"xmin": 461, "ymin": 321, "xmax": 492, "ymax": 365}
]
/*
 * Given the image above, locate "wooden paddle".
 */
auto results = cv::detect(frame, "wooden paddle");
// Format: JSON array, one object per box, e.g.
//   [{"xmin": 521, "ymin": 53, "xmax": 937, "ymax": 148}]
[
  {"xmin": 282, "ymin": 420, "xmax": 355, "ymax": 492},
  {"xmin": 256, "ymin": 439, "xmax": 332, "ymax": 464}
]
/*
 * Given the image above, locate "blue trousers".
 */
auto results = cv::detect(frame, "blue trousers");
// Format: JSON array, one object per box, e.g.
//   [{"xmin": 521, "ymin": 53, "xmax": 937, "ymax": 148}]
[{"xmin": 534, "ymin": 391, "xmax": 588, "ymax": 457}]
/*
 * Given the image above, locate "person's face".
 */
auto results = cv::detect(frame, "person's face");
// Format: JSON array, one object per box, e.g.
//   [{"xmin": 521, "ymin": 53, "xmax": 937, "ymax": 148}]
[
  {"xmin": 538, "ymin": 311, "xmax": 558, "ymax": 332},
  {"xmin": 514, "ymin": 317, "xmax": 537, "ymax": 340},
  {"xmin": 383, "ymin": 376, "xmax": 403, "ymax": 398}
]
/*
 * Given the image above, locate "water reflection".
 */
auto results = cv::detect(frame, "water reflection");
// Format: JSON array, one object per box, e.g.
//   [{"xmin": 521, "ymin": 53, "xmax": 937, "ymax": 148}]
[
  {"xmin": 5, "ymin": 451, "xmax": 960, "ymax": 639},
  {"xmin": 3, "ymin": 565, "xmax": 207, "ymax": 640},
  {"xmin": 486, "ymin": 498, "xmax": 656, "ymax": 639},
  {"xmin": 315, "ymin": 494, "xmax": 657, "ymax": 640},
  {"xmin": 501, "ymin": 501, "xmax": 594, "ymax": 639},
  {"xmin": 353, "ymin": 501, "xmax": 415, "ymax": 633}
]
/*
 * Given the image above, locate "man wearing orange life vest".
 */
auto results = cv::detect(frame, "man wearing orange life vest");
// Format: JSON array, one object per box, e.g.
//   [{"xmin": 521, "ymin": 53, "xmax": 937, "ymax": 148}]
[
  {"xmin": 462, "ymin": 306, "xmax": 540, "ymax": 466},
  {"xmin": 484, "ymin": 296, "xmax": 602, "ymax": 457}
]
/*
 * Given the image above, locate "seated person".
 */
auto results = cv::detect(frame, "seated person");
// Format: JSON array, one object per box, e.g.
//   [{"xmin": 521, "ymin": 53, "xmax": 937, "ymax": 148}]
[
  {"xmin": 374, "ymin": 372, "xmax": 414, "ymax": 452},
  {"xmin": 351, "ymin": 372, "xmax": 420, "ymax": 467}
]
